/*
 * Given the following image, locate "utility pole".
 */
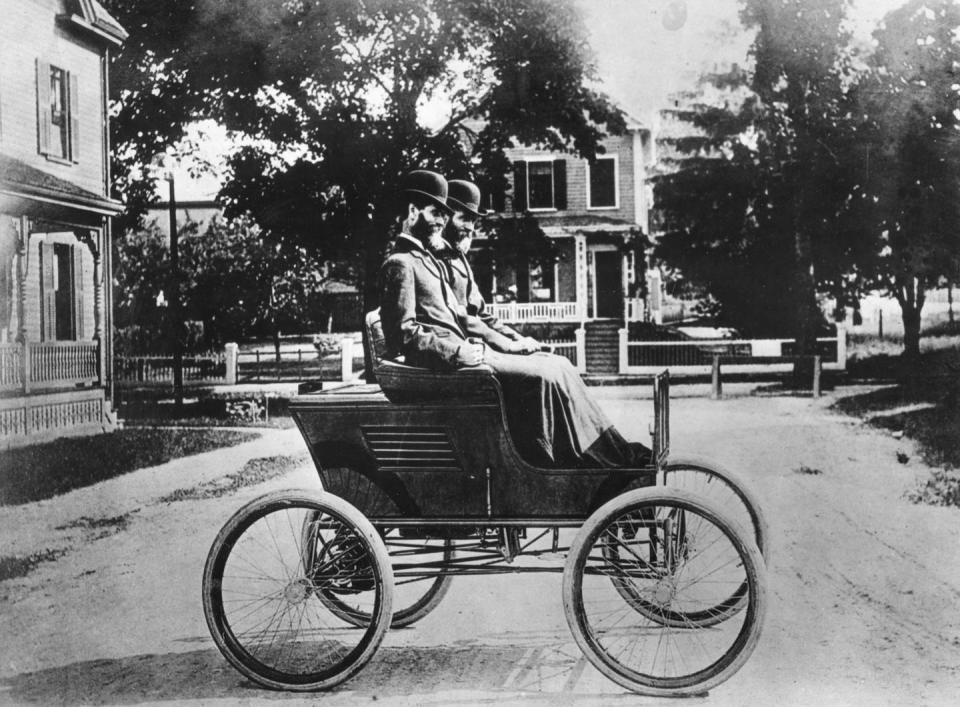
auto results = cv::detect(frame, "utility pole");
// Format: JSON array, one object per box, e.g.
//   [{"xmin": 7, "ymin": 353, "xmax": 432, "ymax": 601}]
[{"xmin": 166, "ymin": 172, "xmax": 183, "ymax": 408}]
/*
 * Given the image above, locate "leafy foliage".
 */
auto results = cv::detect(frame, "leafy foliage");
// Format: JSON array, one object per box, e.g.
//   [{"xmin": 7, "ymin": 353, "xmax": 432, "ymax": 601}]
[
  {"xmin": 654, "ymin": 0, "xmax": 859, "ymax": 340},
  {"xmin": 855, "ymin": 0, "xmax": 960, "ymax": 360},
  {"xmin": 114, "ymin": 215, "xmax": 333, "ymax": 351},
  {"xmin": 103, "ymin": 0, "xmax": 625, "ymax": 304}
]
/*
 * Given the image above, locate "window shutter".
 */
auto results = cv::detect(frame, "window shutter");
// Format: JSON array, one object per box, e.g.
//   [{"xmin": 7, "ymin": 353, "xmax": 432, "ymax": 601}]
[
  {"xmin": 68, "ymin": 72, "xmax": 80, "ymax": 163},
  {"xmin": 512, "ymin": 161, "xmax": 527, "ymax": 212},
  {"xmin": 73, "ymin": 244, "xmax": 84, "ymax": 339},
  {"xmin": 553, "ymin": 159, "xmax": 567, "ymax": 210},
  {"xmin": 40, "ymin": 241, "xmax": 56, "ymax": 341},
  {"xmin": 491, "ymin": 184, "xmax": 506, "ymax": 213},
  {"xmin": 36, "ymin": 59, "xmax": 51, "ymax": 155}
]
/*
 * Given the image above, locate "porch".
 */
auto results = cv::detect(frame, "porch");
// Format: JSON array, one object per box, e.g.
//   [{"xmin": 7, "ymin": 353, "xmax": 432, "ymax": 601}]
[{"xmin": 0, "ymin": 340, "xmax": 109, "ymax": 446}]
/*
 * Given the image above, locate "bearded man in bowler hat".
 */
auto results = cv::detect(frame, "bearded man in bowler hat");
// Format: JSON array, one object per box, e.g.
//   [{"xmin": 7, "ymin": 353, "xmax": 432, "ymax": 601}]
[{"xmin": 379, "ymin": 171, "xmax": 649, "ymax": 468}]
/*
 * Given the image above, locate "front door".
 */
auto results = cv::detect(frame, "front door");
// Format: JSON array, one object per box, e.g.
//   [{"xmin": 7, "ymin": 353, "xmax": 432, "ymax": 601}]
[{"xmin": 593, "ymin": 250, "xmax": 621, "ymax": 318}]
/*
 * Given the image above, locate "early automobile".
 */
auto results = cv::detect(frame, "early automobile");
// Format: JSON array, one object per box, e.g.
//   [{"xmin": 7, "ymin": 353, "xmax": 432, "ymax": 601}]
[{"xmin": 201, "ymin": 312, "xmax": 768, "ymax": 697}]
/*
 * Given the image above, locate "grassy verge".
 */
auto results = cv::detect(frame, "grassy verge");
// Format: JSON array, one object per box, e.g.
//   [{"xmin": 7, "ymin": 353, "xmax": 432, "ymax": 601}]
[
  {"xmin": 159, "ymin": 453, "xmax": 309, "ymax": 502},
  {"xmin": 834, "ymin": 335, "xmax": 960, "ymax": 507},
  {"xmin": 0, "ymin": 428, "xmax": 259, "ymax": 506}
]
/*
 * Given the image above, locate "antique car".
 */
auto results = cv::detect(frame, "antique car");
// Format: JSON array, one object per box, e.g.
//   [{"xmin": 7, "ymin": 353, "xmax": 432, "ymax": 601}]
[{"xmin": 201, "ymin": 312, "xmax": 768, "ymax": 697}]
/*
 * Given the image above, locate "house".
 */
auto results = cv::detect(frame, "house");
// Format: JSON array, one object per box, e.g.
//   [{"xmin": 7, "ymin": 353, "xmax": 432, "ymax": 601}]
[
  {"xmin": 0, "ymin": 0, "xmax": 127, "ymax": 447},
  {"xmin": 470, "ymin": 116, "xmax": 657, "ymax": 372}
]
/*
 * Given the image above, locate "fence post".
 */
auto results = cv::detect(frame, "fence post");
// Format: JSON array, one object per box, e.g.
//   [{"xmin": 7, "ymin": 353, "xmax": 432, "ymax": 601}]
[
  {"xmin": 711, "ymin": 355, "xmax": 722, "ymax": 400},
  {"xmin": 340, "ymin": 338, "xmax": 354, "ymax": 382},
  {"xmin": 575, "ymin": 327, "xmax": 586, "ymax": 374},
  {"xmin": 618, "ymin": 328, "xmax": 628, "ymax": 375},
  {"xmin": 835, "ymin": 325, "xmax": 847, "ymax": 369},
  {"xmin": 224, "ymin": 343, "xmax": 238, "ymax": 385},
  {"xmin": 812, "ymin": 355, "xmax": 822, "ymax": 398}
]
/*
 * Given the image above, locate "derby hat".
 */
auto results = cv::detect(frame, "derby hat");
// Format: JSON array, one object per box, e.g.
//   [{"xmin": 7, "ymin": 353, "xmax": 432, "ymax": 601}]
[
  {"xmin": 446, "ymin": 179, "xmax": 486, "ymax": 217},
  {"xmin": 400, "ymin": 170, "xmax": 454, "ymax": 214}
]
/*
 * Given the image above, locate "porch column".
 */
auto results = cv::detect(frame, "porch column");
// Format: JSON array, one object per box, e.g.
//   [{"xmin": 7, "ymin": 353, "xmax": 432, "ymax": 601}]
[
  {"xmin": 15, "ymin": 217, "xmax": 30, "ymax": 394},
  {"xmin": 78, "ymin": 229, "xmax": 105, "ymax": 386},
  {"xmin": 575, "ymin": 234, "xmax": 588, "ymax": 321}
]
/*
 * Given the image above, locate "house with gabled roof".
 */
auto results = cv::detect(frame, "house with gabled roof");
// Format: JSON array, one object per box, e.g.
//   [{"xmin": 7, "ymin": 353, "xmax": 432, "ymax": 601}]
[{"xmin": 0, "ymin": 0, "xmax": 127, "ymax": 447}]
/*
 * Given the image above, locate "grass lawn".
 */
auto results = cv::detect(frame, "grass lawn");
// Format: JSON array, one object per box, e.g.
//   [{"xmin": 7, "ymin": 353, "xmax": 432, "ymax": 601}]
[
  {"xmin": 0, "ymin": 427, "xmax": 260, "ymax": 506},
  {"xmin": 835, "ymin": 325, "xmax": 960, "ymax": 506}
]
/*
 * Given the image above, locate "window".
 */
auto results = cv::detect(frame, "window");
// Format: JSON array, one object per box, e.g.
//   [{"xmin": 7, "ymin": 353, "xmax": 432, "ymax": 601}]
[
  {"xmin": 37, "ymin": 60, "xmax": 79, "ymax": 163},
  {"xmin": 40, "ymin": 241, "xmax": 83, "ymax": 341},
  {"xmin": 587, "ymin": 156, "xmax": 618, "ymax": 208},
  {"xmin": 512, "ymin": 159, "xmax": 567, "ymax": 212}
]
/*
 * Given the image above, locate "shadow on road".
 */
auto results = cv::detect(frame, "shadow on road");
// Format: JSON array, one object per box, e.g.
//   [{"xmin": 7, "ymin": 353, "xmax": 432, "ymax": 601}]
[{"xmin": 0, "ymin": 641, "xmax": 639, "ymax": 704}]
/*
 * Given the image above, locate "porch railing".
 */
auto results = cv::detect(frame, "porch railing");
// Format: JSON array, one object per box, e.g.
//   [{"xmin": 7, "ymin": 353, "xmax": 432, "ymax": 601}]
[
  {"xmin": 0, "ymin": 341, "xmax": 100, "ymax": 392},
  {"xmin": 488, "ymin": 301, "xmax": 581, "ymax": 322}
]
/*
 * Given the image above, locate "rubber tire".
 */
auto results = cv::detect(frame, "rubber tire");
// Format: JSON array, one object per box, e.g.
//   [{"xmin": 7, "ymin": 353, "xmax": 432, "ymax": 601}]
[
  {"xmin": 663, "ymin": 455, "xmax": 769, "ymax": 558},
  {"xmin": 563, "ymin": 488, "xmax": 766, "ymax": 697},
  {"xmin": 202, "ymin": 489, "xmax": 393, "ymax": 691}
]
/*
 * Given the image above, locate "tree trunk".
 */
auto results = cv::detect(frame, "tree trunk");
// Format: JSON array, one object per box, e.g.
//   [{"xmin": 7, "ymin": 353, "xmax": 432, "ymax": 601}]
[
  {"xmin": 896, "ymin": 275, "xmax": 925, "ymax": 393},
  {"xmin": 273, "ymin": 327, "xmax": 281, "ymax": 363},
  {"xmin": 791, "ymin": 227, "xmax": 819, "ymax": 389}
]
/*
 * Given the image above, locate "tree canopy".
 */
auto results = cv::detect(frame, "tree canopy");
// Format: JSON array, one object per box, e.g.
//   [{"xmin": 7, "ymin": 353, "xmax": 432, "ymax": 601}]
[
  {"xmin": 855, "ymin": 0, "xmax": 960, "ymax": 359},
  {"xmin": 103, "ymin": 0, "xmax": 625, "ymax": 304}
]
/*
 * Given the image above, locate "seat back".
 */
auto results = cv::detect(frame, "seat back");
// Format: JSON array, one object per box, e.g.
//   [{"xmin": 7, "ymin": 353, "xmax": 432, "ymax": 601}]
[{"xmin": 364, "ymin": 309, "xmax": 389, "ymax": 371}]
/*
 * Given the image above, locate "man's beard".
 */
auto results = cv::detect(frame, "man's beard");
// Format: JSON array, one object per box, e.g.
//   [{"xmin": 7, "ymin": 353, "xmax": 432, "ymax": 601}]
[
  {"xmin": 427, "ymin": 231, "xmax": 448, "ymax": 253},
  {"xmin": 410, "ymin": 212, "xmax": 444, "ymax": 249},
  {"xmin": 443, "ymin": 223, "xmax": 472, "ymax": 255}
]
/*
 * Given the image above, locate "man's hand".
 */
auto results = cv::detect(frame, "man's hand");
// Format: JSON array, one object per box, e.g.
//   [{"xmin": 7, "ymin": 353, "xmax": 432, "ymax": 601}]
[
  {"xmin": 456, "ymin": 342, "xmax": 485, "ymax": 367},
  {"xmin": 518, "ymin": 336, "xmax": 541, "ymax": 353}
]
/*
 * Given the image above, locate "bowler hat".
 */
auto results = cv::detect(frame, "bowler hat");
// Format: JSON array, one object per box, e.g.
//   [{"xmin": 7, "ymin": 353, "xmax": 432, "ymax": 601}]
[
  {"xmin": 401, "ymin": 170, "xmax": 454, "ymax": 214},
  {"xmin": 447, "ymin": 179, "xmax": 486, "ymax": 217}
]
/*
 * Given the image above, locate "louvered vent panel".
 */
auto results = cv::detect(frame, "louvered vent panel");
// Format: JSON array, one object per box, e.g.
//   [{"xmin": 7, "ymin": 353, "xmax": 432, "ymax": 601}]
[{"xmin": 362, "ymin": 426, "xmax": 460, "ymax": 470}]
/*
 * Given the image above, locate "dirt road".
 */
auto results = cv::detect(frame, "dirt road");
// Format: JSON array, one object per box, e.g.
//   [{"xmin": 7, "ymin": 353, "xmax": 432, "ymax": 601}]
[{"xmin": 2, "ymin": 386, "xmax": 959, "ymax": 705}]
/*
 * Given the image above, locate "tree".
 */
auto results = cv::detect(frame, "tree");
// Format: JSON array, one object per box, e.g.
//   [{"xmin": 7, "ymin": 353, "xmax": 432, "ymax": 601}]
[
  {"xmin": 103, "ymin": 0, "xmax": 624, "ymax": 307},
  {"xmin": 654, "ymin": 0, "xmax": 863, "ymax": 355},
  {"xmin": 856, "ymin": 0, "xmax": 960, "ymax": 363},
  {"xmin": 181, "ymin": 214, "xmax": 327, "ymax": 358},
  {"xmin": 114, "ymin": 215, "xmax": 329, "ymax": 356}
]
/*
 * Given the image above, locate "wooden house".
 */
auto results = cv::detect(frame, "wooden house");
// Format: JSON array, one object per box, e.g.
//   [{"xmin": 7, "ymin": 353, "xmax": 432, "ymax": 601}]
[{"xmin": 0, "ymin": 0, "xmax": 126, "ymax": 447}]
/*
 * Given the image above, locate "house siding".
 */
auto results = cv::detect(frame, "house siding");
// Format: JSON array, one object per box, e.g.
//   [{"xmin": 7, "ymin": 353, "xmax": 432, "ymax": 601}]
[
  {"xmin": 0, "ymin": 0, "xmax": 108, "ymax": 197},
  {"xmin": 505, "ymin": 133, "xmax": 641, "ymax": 224}
]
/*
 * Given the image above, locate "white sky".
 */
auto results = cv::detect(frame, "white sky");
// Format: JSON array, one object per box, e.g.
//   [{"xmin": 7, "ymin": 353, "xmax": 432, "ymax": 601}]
[{"xmin": 578, "ymin": 0, "xmax": 910, "ymax": 123}]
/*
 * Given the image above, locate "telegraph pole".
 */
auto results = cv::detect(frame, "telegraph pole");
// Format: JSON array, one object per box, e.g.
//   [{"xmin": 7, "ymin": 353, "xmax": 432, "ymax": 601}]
[{"xmin": 166, "ymin": 172, "xmax": 183, "ymax": 408}]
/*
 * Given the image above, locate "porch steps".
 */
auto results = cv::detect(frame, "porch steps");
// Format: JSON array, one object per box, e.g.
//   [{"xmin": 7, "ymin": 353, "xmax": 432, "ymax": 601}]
[{"xmin": 584, "ymin": 320, "xmax": 622, "ymax": 375}]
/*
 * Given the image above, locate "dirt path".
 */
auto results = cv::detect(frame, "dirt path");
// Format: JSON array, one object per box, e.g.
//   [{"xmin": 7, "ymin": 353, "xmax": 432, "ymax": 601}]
[{"xmin": 1, "ymin": 387, "xmax": 959, "ymax": 705}]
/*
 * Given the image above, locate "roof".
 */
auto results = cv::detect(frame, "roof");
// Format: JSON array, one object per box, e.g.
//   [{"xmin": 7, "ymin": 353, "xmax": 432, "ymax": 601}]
[
  {"xmin": 61, "ymin": 0, "xmax": 128, "ymax": 44},
  {"xmin": 0, "ymin": 153, "xmax": 123, "ymax": 215}
]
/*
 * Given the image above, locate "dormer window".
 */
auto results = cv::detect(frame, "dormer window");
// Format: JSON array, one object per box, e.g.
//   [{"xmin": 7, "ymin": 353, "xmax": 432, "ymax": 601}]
[{"xmin": 37, "ymin": 60, "xmax": 78, "ymax": 163}]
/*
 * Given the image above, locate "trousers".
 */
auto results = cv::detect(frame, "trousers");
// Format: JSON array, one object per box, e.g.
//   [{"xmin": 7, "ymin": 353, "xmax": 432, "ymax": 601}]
[{"xmin": 482, "ymin": 350, "xmax": 650, "ymax": 468}]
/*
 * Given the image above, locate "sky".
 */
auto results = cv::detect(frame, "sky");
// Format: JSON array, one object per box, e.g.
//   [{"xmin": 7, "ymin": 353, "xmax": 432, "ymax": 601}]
[{"xmin": 578, "ymin": 0, "xmax": 910, "ymax": 124}]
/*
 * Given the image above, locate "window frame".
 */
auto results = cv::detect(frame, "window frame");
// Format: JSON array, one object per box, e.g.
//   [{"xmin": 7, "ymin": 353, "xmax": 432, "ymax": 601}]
[
  {"xmin": 37, "ymin": 60, "xmax": 79, "ymax": 165},
  {"xmin": 585, "ymin": 154, "xmax": 620, "ymax": 210},
  {"xmin": 525, "ymin": 157, "xmax": 557, "ymax": 212}
]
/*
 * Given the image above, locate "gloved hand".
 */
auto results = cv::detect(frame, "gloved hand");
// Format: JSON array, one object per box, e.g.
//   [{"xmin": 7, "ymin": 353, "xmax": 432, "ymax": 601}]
[{"xmin": 455, "ymin": 342, "xmax": 485, "ymax": 367}]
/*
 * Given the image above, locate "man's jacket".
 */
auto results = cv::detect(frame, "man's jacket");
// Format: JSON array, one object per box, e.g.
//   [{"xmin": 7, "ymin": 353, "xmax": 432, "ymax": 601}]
[
  {"xmin": 379, "ymin": 234, "xmax": 471, "ymax": 370},
  {"xmin": 444, "ymin": 250, "xmax": 523, "ymax": 344}
]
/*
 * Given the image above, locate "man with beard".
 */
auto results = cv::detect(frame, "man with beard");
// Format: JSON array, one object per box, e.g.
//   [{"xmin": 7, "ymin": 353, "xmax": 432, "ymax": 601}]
[
  {"xmin": 379, "ymin": 171, "xmax": 648, "ymax": 468},
  {"xmin": 441, "ymin": 179, "xmax": 540, "ymax": 354}
]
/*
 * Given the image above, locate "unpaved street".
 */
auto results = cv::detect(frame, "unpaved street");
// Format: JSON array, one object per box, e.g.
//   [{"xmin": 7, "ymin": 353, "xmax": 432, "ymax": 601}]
[{"xmin": 2, "ymin": 386, "xmax": 959, "ymax": 706}]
